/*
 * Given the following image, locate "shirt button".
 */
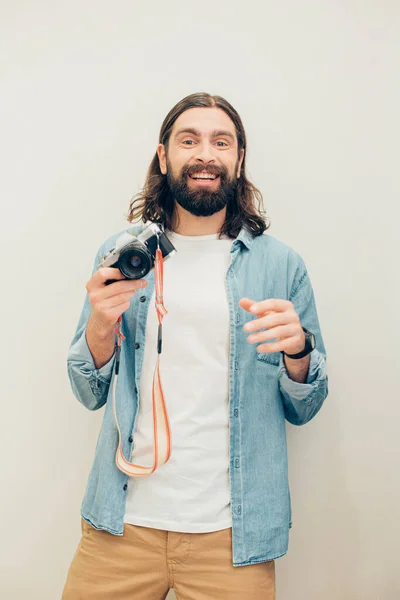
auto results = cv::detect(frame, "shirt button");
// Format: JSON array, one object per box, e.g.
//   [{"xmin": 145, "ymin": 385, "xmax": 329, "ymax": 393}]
[
  {"xmin": 134, "ymin": 387, "xmax": 138, "ymax": 394},
  {"xmin": 128, "ymin": 436, "xmax": 133, "ymax": 443},
  {"xmin": 140, "ymin": 296, "xmax": 146, "ymax": 302},
  {"xmin": 235, "ymin": 458, "xmax": 240, "ymax": 468},
  {"xmin": 123, "ymin": 484, "xmax": 128, "ymax": 491},
  {"xmin": 234, "ymin": 409, "xmax": 239, "ymax": 418},
  {"xmin": 134, "ymin": 343, "xmax": 140, "ymax": 349}
]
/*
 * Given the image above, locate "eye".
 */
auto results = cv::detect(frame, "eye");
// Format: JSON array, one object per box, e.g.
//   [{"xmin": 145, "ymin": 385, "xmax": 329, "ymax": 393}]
[
  {"xmin": 182, "ymin": 139, "xmax": 195, "ymax": 146},
  {"xmin": 216, "ymin": 140, "xmax": 229, "ymax": 147}
]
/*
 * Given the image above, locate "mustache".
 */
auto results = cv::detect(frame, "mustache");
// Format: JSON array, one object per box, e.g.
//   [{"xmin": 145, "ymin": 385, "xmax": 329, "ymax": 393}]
[{"xmin": 181, "ymin": 163, "xmax": 227, "ymax": 178}]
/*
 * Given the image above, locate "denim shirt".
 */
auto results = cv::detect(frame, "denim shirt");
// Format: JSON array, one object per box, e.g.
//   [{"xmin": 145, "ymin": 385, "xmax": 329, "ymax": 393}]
[{"xmin": 67, "ymin": 225, "xmax": 328, "ymax": 566}]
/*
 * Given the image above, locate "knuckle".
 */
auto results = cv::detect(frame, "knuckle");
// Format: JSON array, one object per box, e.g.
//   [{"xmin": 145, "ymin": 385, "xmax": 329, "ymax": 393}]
[
  {"xmin": 135, "ymin": 279, "xmax": 147, "ymax": 288},
  {"xmin": 269, "ymin": 315, "xmax": 278, "ymax": 327},
  {"xmin": 89, "ymin": 290, "xmax": 98, "ymax": 304}
]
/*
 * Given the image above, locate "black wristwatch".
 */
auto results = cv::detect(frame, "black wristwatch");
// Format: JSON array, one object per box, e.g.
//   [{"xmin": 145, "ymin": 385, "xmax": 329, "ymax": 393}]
[{"xmin": 282, "ymin": 327, "xmax": 316, "ymax": 359}]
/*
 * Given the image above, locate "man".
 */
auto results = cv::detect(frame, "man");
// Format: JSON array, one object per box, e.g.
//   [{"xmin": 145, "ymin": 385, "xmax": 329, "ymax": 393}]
[{"xmin": 63, "ymin": 92, "xmax": 328, "ymax": 600}]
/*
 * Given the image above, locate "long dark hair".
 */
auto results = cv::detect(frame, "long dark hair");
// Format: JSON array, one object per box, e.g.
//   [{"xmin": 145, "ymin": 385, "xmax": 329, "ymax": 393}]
[{"xmin": 127, "ymin": 92, "xmax": 270, "ymax": 238}]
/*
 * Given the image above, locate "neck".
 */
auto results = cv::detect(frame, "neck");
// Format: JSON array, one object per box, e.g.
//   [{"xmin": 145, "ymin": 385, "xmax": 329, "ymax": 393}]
[{"xmin": 171, "ymin": 203, "xmax": 226, "ymax": 236}]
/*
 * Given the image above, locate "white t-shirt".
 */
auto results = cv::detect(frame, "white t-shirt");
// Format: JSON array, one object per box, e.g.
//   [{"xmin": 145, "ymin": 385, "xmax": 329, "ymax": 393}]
[{"xmin": 124, "ymin": 230, "xmax": 233, "ymax": 533}]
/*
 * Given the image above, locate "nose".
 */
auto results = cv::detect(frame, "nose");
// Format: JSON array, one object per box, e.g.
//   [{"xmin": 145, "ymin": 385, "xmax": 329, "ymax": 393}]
[{"xmin": 194, "ymin": 141, "xmax": 215, "ymax": 165}]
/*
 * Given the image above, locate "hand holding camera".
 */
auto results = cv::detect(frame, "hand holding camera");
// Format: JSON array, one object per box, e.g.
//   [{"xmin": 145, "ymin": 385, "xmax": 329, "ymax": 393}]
[
  {"xmin": 84, "ymin": 223, "xmax": 176, "ymax": 369},
  {"xmin": 87, "ymin": 223, "xmax": 175, "ymax": 331},
  {"xmin": 86, "ymin": 268, "xmax": 148, "ymax": 333},
  {"xmin": 84, "ymin": 269, "xmax": 148, "ymax": 370}
]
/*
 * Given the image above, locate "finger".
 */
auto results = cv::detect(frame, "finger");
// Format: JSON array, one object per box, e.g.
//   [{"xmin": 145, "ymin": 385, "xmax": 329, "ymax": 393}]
[
  {"xmin": 87, "ymin": 268, "xmax": 125, "ymax": 292},
  {"xmin": 249, "ymin": 299, "xmax": 292, "ymax": 315},
  {"xmin": 88, "ymin": 283, "xmax": 147, "ymax": 311},
  {"xmin": 91, "ymin": 292, "xmax": 135, "ymax": 317},
  {"xmin": 247, "ymin": 324, "xmax": 297, "ymax": 344},
  {"xmin": 97, "ymin": 267, "xmax": 126, "ymax": 283},
  {"xmin": 244, "ymin": 311, "xmax": 298, "ymax": 333},
  {"xmin": 102, "ymin": 278, "xmax": 148, "ymax": 299},
  {"xmin": 102, "ymin": 290, "xmax": 138, "ymax": 309},
  {"xmin": 256, "ymin": 337, "xmax": 296, "ymax": 354},
  {"xmin": 94, "ymin": 301, "xmax": 131, "ymax": 325},
  {"xmin": 239, "ymin": 298, "xmax": 256, "ymax": 313},
  {"xmin": 239, "ymin": 298, "xmax": 275, "ymax": 321},
  {"xmin": 88, "ymin": 274, "xmax": 147, "ymax": 297},
  {"xmin": 263, "ymin": 311, "xmax": 299, "ymax": 329}
]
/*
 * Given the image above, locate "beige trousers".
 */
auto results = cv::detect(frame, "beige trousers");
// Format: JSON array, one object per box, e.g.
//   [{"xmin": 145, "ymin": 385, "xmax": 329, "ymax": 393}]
[{"xmin": 62, "ymin": 519, "xmax": 275, "ymax": 600}]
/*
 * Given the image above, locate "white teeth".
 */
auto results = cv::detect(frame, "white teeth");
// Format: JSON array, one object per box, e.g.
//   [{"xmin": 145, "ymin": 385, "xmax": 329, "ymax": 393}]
[{"xmin": 191, "ymin": 173, "xmax": 217, "ymax": 180}]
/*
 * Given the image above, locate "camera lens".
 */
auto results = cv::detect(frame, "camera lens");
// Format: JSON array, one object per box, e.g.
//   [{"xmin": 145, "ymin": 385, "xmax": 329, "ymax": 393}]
[
  {"xmin": 118, "ymin": 242, "xmax": 152, "ymax": 279},
  {"xmin": 129, "ymin": 255, "xmax": 142, "ymax": 268}
]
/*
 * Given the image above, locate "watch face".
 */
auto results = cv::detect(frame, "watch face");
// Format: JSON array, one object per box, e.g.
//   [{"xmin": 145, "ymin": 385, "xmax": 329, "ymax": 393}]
[{"xmin": 303, "ymin": 329, "xmax": 316, "ymax": 350}]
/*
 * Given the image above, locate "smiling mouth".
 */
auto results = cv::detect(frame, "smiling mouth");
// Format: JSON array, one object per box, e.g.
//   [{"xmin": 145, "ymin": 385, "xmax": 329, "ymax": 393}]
[{"xmin": 189, "ymin": 172, "xmax": 220, "ymax": 182}]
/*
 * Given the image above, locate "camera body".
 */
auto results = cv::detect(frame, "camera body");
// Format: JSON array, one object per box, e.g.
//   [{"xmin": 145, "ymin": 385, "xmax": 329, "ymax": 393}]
[{"xmin": 99, "ymin": 223, "xmax": 176, "ymax": 280}]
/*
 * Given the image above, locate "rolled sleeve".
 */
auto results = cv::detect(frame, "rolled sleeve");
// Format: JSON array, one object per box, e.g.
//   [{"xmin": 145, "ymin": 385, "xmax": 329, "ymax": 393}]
[
  {"xmin": 278, "ymin": 349, "xmax": 328, "ymax": 425},
  {"xmin": 71, "ymin": 330, "xmax": 116, "ymax": 382},
  {"xmin": 67, "ymin": 328, "xmax": 116, "ymax": 410},
  {"xmin": 277, "ymin": 253, "xmax": 329, "ymax": 425},
  {"xmin": 278, "ymin": 348, "xmax": 325, "ymax": 401},
  {"xmin": 67, "ymin": 241, "xmax": 116, "ymax": 411}
]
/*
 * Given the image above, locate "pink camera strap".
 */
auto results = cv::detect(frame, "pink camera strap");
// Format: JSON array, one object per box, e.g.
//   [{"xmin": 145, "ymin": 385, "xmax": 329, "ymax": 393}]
[{"xmin": 111, "ymin": 248, "xmax": 171, "ymax": 476}]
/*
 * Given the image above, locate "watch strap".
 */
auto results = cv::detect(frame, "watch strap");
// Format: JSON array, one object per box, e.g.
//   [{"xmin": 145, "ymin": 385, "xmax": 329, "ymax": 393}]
[{"xmin": 282, "ymin": 327, "xmax": 315, "ymax": 360}]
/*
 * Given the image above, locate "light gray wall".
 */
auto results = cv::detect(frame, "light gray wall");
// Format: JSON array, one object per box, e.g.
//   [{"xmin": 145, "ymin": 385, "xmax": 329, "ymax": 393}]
[{"xmin": 1, "ymin": 2, "xmax": 399, "ymax": 598}]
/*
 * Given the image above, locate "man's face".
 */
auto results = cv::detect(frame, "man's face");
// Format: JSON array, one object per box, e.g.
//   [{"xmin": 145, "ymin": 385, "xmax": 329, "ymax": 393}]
[{"xmin": 157, "ymin": 107, "xmax": 244, "ymax": 217}]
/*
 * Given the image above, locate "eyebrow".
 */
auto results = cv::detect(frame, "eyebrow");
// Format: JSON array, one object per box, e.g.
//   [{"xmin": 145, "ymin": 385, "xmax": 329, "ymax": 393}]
[{"xmin": 174, "ymin": 128, "xmax": 236, "ymax": 142}]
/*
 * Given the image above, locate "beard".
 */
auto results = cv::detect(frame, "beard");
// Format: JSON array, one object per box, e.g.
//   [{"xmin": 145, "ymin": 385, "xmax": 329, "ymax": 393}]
[{"xmin": 166, "ymin": 160, "xmax": 238, "ymax": 217}]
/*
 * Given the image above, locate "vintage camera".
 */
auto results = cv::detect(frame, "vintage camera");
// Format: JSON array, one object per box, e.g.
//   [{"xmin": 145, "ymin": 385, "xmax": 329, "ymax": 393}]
[{"xmin": 99, "ymin": 223, "xmax": 176, "ymax": 280}]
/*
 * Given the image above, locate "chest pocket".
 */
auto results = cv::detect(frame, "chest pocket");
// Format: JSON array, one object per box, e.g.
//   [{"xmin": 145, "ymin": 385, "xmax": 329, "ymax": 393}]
[{"xmin": 256, "ymin": 350, "xmax": 281, "ymax": 367}]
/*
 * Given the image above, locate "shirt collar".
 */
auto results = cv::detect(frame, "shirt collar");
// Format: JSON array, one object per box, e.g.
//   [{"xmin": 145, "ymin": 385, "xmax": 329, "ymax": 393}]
[{"xmin": 232, "ymin": 227, "xmax": 255, "ymax": 251}]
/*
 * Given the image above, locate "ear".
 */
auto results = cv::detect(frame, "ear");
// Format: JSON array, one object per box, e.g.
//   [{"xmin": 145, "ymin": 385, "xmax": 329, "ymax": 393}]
[
  {"xmin": 237, "ymin": 148, "xmax": 245, "ymax": 178},
  {"xmin": 157, "ymin": 144, "xmax": 167, "ymax": 175}
]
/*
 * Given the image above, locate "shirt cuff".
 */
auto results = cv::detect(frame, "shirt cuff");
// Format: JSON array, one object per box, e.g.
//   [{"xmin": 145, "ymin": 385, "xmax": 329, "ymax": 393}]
[
  {"xmin": 278, "ymin": 349, "xmax": 326, "ymax": 402},
  {"xmin": 69, "ymin": 329, "xmax": 116, "ymax": 383}
]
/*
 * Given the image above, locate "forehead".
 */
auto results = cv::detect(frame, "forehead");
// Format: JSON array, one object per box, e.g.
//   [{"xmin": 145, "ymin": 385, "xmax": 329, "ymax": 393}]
[{"xmin": 171, "ymin": 107, "xmax": 237, "ymax": 139}]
